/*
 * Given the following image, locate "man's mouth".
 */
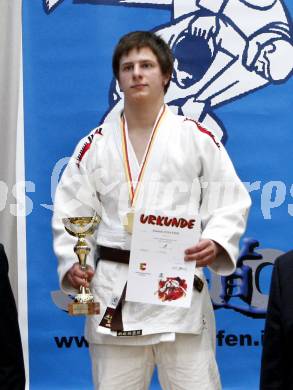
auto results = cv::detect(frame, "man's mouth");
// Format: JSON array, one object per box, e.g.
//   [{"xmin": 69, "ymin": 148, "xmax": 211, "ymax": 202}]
[{"xmin": 131, "ymin": 84, "xmax": 147, "ymax": 89}]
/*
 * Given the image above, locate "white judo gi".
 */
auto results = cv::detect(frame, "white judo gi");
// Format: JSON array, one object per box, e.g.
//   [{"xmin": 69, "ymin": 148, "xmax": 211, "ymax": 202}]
[{"xmin": 53, "ymin": 105, "xmax": 251, "ymax": 389}]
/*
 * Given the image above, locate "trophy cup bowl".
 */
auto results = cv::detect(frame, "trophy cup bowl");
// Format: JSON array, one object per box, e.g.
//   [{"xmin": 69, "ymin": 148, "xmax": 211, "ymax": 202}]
[{"xmin": 62, "ymin": 215, "xmax": 101, "ymax": 316}]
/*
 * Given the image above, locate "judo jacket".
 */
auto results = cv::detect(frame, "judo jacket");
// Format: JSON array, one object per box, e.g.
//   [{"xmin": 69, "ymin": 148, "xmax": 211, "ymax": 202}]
[{"xmin": 52, "ymin": 105, "xmax": 251, "ymax": 345}]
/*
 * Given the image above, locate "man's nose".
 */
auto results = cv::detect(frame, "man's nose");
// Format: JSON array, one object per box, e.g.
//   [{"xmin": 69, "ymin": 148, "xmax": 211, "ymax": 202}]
[{"xmin": 133, "ymin": 64, "xmax": 142, "ymax": 78}]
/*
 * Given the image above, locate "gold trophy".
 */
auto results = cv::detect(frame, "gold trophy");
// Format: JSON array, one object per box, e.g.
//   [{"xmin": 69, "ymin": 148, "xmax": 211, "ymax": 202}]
[{"xmin": 62, "ymin": 215, "xmax": 100, "ymax": 315}]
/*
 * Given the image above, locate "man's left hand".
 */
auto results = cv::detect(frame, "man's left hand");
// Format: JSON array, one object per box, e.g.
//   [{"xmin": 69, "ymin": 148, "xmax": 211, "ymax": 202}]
[{"xmin": 184, "ymin": 239, "xmax": 223, "ymax": 267}]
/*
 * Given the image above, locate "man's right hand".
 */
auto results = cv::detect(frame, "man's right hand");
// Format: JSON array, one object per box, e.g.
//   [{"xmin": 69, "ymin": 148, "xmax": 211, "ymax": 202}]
[{"xmin": 65, "ymin": 263, "xmax": 95, "ymax": 289}]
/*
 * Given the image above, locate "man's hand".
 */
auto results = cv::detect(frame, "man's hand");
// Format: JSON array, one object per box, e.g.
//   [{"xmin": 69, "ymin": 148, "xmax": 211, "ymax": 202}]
[
  {"xmin": 184, "ymin": 239, "xmax": 223, "ymax": 267},
  {"xmin": 65, "ymin": 263, "xmax": 95, "ymax": 289}
]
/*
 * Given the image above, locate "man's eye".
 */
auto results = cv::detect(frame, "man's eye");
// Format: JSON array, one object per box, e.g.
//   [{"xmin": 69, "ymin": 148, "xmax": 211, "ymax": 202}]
[
  {"xmin": 142, "ymin": 63, "xmax": 153, "ymax": 68},
  {"xmin": 123, "ymin": 65, "xmax": 132, "ymax": 71}
]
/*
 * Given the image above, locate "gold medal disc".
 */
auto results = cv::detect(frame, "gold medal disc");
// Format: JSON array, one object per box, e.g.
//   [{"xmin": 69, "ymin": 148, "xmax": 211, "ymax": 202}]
[{"xmin": 123, "ymin": 211, "xmax": 134, "ymax": 234}]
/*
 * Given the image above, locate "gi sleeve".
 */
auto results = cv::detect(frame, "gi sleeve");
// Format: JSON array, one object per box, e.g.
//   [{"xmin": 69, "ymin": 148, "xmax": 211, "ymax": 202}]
[
  {"xmin": 192, "ymin": 122, "xmax": 251, "ymax": 275},
  {"xmin": 52, "ymin": 132, "xmax": 101, "ymax": 295}
]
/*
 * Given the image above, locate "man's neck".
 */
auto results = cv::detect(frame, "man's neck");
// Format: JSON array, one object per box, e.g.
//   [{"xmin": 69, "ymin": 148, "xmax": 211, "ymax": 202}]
[
  {"xmin": 123, "ymin": 98, "xmax": 165, "ymax": 165},
  {"xmin": 124, "ymin": 99, "xmax": 164, "ymax": 134}
]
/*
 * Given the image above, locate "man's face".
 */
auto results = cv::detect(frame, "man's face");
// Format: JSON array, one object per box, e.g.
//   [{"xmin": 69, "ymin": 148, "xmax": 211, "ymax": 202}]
[{"xmin": 118, "ymin": 47, "xmax": 169, "ymax": 104}]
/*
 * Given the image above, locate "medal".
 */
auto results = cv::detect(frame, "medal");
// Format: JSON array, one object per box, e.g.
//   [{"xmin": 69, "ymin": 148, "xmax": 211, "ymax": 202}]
[
  {"xmin": 122, "ymin": 211, "xmax": 134, "ymax": 234},
  {"xmin": 121, "ymin": 106, "xmax": 166, "ymax": 234}
]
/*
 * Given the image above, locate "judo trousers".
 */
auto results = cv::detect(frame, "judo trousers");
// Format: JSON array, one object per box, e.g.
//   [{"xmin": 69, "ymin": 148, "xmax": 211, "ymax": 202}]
[{"xmin": 89, "ymin": 330, "xmax": 221, "ymax": 390}]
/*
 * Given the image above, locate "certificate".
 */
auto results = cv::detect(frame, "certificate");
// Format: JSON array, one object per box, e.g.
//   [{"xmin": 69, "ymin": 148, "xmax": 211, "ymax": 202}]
[{"xmin": 125, "ymin": 212, "xmax": 200, "ymax": 308}]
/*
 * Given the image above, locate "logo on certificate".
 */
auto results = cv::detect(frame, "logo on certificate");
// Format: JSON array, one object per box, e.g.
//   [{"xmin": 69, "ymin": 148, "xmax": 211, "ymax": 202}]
[
  {"xmin": 156, "ymin": 276, "xmax": 187, "ymax": 302},
  {"xmin": 139, "ymin": 262, "xmax": 147, "ymax": 271}
]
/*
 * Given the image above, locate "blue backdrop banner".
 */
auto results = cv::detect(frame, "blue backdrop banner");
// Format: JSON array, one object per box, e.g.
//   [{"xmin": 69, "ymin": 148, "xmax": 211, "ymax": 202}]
[{"xmin": 22, "ymin": 1, "xmax": 293, "ymax": 388}]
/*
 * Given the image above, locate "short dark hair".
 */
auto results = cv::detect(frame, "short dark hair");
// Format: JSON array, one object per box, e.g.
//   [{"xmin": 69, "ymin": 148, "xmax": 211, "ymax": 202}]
[{"xmin": 112, "ymin": 31, "xmax": 174, "ymax": 93}]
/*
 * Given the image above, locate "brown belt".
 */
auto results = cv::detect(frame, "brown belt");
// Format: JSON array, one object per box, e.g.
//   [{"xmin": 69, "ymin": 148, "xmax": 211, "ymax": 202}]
[
  {"xmin": 98, "ymin": 246, "xmax": 130, "ymax": 332},
  {"xmin": 100, "ymin": 246, "xmax": 130, "ymax": 264},
  {"xmin": 99, "ymin": 246, "xmax": 204, "ymax": 292}
]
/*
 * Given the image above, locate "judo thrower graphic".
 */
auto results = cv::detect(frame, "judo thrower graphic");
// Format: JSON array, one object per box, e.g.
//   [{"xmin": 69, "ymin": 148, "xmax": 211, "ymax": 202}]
[
  {"xmin": 45, "ymin": 0, "xmax": 293, "ymax": 141},
  {"xmin": 208, "ymin": 237, "xmax": 283, "ymax": 318},
  {"xmin": 44, "ymin": 0, "xmax": 293, "ymax": 140}
]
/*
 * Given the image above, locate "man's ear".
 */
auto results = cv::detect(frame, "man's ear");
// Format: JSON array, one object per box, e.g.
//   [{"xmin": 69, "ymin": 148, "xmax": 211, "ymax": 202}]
[
  {"xmin": 163, "ymin": 74, "xmax": 171, "ymax": 89},
  {"xmin": 165, "ymin": 72, "xmax": 172, "ymax": 84}
]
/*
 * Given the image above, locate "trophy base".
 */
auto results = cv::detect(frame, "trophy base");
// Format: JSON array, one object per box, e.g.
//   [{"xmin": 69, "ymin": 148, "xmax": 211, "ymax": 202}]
[{"xmin": 68, "ymin": 301, "xmax": 100, "ymax": 316}]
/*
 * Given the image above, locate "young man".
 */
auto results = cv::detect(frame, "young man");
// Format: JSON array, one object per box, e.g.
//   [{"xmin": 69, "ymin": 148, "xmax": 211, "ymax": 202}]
[{"xmin": 53, "ymin": 31, "xmax": 251, "ymax": 389}]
